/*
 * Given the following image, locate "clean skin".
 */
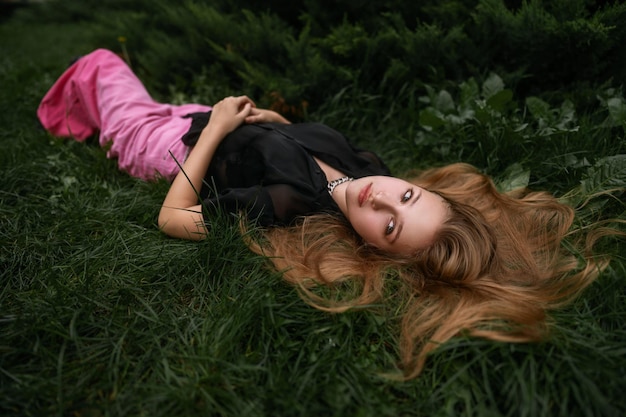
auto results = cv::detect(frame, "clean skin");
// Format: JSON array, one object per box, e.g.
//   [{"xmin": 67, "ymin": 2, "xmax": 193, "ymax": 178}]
[{"xmin": 330, "ymin": 176, "xmax": 449, "ymax": 255}]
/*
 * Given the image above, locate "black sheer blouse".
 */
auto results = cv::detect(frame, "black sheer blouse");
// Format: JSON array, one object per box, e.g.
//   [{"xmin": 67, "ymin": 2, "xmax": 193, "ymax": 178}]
[{"xmin": 181, "ymin": 112, "xmax": 391, "ymax": 226}]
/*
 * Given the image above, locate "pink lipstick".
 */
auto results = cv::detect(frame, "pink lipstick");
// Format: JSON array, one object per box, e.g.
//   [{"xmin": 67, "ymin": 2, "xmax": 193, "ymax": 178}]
[{"xmin": 359, "ymin": 183, "xmax": 372, "ymax": 207}]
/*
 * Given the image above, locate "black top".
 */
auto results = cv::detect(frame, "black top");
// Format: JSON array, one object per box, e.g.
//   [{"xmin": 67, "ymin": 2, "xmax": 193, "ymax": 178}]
[{"xmin": 181, "ymin": 112, "xmax": 391, "ymax": 226}]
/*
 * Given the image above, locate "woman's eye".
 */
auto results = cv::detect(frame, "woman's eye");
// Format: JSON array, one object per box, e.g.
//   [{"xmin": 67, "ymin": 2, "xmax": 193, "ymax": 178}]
[
  {"xmin": 385, "ymin": 219, "xmax": 395, "ymax": 235},
  {"xmin": 402, "ymin": 189, "xmax": 413, "ymax": 202}
]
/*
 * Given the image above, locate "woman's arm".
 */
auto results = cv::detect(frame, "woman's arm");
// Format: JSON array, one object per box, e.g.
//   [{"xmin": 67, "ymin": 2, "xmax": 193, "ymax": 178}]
[{"xmin": 158, "ymin": 96, "xmax": 255, "ymax": 240}]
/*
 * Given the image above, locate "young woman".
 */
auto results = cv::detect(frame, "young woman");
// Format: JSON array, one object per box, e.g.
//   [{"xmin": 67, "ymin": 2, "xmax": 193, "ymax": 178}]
[{"xmin": 37, "ymin": 49, "xmax": 619, "ymax": 378}]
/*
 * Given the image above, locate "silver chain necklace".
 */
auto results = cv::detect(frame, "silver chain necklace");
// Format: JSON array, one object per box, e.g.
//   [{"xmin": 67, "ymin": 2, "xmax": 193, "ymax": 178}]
[{"xmin": 327, "ymin": 176, "xmax": 353, "ymax": 195}]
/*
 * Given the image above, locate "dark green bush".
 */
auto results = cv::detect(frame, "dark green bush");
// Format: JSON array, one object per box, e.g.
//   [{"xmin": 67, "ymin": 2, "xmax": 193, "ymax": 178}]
[{"xmin": 23, "ymin": 0, "xmax": 625, "ymax": 116}]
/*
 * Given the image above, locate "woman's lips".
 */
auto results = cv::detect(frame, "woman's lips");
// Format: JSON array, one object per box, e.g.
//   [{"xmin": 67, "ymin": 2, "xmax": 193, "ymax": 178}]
[{"xmin": 359, "ymin": 183, "xmax": 372, "ymax": 207}]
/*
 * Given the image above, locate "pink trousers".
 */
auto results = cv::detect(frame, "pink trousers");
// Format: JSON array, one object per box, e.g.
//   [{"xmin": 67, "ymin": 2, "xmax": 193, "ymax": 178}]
[{"xmin": 37, "ymin": 49, "xmax": 212, "ymax": 181}]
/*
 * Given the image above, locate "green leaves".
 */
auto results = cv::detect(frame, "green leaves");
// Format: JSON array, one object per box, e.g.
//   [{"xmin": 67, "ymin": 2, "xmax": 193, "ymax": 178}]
[
  {"xmin": 607, "ymin": 97, "xmax": 626, "ymax": 127},
  {"xmin": 418, "ymin": 73, "xmax": 516, "ymax": 131},
  {"xmin": 497, "ymin": 163, "xmax": 530, "ymax": 193},
  {"xmin": 418, "ymin": 72, "xmax": 580, "ymax": 138},
  {"xmin": 525, "ymin": 97, "xmax": 578, "ymax": 135},
  {"xmin": 580, "ymin": 155, "xmax": 626, "ymax": 196},
  {"xmin": 559, "ymin": 154, "xmax": 626, "ymax": 211},
  {"xmin": 482, "ymin": 73, "xmax": 513, "ymax": 113},
  {"xmin": 414, "ymin": 71, "xmax": 587, "ymax": 171}
]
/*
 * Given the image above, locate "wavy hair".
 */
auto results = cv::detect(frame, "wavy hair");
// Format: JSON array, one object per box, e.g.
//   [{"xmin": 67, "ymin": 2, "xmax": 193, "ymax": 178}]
[{"xmin": 246, "ymin": 163, "xmax": 620, "ymax": 379}]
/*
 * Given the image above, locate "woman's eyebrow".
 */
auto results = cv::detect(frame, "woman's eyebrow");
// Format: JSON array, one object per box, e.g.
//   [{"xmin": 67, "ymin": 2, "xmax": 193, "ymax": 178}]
[
  {"xmin": 411, "ymin": 189, "xmax": 422, "ymax": 207},
  {"xmin": 391, "ymin": 223, "xmax": 403, "ymax": 244},
  {"xmin": 391, "ymin": 189, "xmax": 422, "ymax": 244}
]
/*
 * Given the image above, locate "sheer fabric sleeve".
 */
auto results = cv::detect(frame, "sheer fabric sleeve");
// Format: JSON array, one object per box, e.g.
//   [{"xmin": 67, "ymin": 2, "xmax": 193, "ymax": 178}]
[{"xmin": 202, "ymin": 183, "xmax": 319, "ymax": 227}]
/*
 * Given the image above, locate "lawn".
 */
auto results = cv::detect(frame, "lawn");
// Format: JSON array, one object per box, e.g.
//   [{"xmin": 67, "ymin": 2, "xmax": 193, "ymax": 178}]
[{"xmin": 1, "ymin": 1, "xmax": 625, "ymax": 416}]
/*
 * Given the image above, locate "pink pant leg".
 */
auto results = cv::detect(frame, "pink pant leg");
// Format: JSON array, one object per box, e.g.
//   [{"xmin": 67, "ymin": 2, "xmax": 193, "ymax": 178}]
[{"xmin": 37, "ymin": 49, "xmax": 211, "ymax": 181}]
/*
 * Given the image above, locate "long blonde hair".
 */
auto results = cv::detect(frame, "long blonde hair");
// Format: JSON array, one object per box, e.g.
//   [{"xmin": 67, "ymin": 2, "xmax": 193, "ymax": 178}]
[{"xmin": 247, "ymin": 163, "xmax": 620, "ymax": 379}]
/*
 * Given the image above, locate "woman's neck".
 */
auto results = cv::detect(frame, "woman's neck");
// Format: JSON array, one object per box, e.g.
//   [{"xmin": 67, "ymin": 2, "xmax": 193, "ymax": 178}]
[{"xmin": 313, "ymin": 156, "xmax": 349, "ymax": 215}]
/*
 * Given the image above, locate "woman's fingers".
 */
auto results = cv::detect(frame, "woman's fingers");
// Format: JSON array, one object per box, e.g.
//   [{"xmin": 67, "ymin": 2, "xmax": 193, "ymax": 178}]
[
  {"xmin": 238, "ymin": 95, "xmax": 256, "ymax": 109},
  {"xmin": 217, "ymin": 95, "xmax": 256, "ymax": 110},
  {"xmin": 237, "ymin": 102, "xmax": 253, "ymax": 119},
  {"xmin": 244, "ymin": 108, "xmax": 290, "ymax": 124},
  {"xmin": 244, "ymin": 107, "xmax": 263, "ymax": 124},
  {"xmin": 210, "ymin": 96, "xmax": 256, "ymax": 134}
]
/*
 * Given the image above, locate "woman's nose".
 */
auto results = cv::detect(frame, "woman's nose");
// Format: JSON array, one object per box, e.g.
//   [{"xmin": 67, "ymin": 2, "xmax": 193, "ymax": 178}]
[{"xmin": 371, "ymin": 192, "xmax": 391, "ymax": 210}]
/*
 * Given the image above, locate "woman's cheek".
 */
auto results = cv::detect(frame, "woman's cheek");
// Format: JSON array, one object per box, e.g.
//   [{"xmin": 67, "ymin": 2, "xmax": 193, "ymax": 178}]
[{"xmin": 354, "ymin": 213, "xmax": 379, "ymax": 243}]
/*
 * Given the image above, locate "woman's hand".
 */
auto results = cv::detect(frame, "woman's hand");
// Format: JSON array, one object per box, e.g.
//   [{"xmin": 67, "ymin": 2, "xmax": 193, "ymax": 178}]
[
  {"xmin": 244, "ymin": 107, "xmax": 291, "ymax": 124},
  {"xmin": 208, "ymin": 95, "xmax": 256, "ymax": 135}
]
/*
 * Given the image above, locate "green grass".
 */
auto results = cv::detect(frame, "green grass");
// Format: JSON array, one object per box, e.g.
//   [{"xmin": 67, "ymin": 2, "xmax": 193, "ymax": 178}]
[{"xmin": 1, "ymin": 2, "xmax": 625, "ymax": 417}]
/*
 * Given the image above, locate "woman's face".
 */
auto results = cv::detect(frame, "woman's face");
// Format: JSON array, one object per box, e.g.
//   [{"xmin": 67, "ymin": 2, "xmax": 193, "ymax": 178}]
[{"xmin": 341, "ymin": 176, "xmax": 449, "ymax": 255}]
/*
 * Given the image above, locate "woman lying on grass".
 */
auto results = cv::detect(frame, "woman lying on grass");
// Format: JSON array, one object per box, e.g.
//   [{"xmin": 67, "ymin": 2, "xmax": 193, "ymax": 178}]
[{"xmin": 38, "ymin": 49, "xmax": 621, "ymax": 379}]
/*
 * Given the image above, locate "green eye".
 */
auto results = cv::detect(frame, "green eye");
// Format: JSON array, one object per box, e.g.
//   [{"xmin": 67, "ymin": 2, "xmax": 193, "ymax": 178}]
[
  {"xmin": 402, "ymin": 189, "xmax": 412, "ymax": 202},
  {"xmin": 385, "ymin": 219, "xmax": 395, "ymax": 235}
]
